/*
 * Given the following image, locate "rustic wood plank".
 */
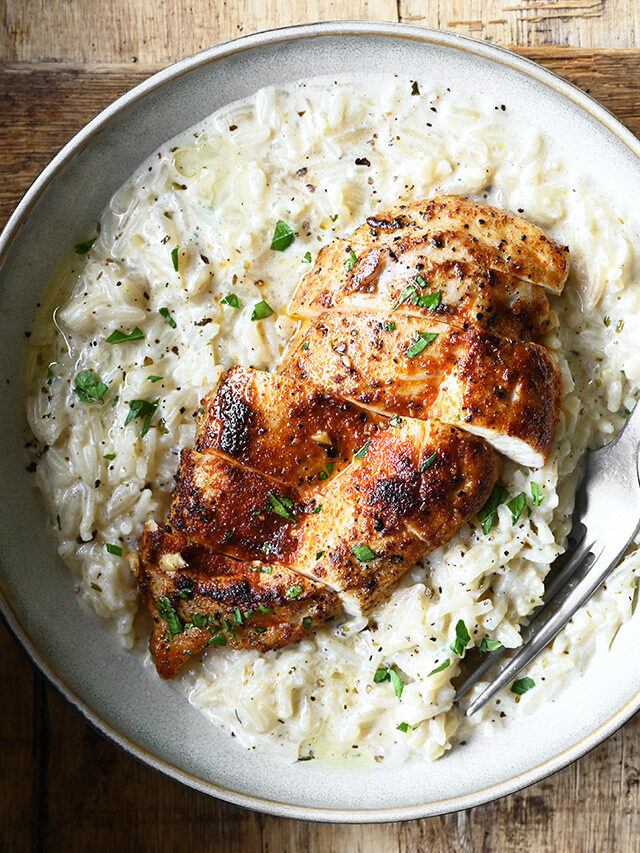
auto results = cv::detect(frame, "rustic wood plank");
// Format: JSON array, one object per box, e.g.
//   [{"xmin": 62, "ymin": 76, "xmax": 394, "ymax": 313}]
[
  {"xmin": 0, "ymin": 0, "xmax": 398, "ymax": 64},
  {"xmin": 399, "ymin": 1, "xmax": 640, "ymax": 48},
  {"xmin": 0, "ymin": 622, "xmax": 35, "ymax": 853},
  {"xmin": 4, "ymin": 45, "xmax": 640, "ymax": 852}
]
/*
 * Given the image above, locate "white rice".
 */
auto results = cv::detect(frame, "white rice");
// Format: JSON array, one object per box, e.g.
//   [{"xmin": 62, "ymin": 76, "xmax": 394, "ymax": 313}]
[{"xmin": 24, "ymin": 75, "xmax": 640, "ymax": 764}]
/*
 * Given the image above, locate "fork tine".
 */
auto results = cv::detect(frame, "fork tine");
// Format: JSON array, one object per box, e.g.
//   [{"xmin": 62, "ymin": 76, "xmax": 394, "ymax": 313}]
[
  {"xmin": 463, "ymin": 540, "xmax": 622, "ymax": 716},
  {"xmin": 454, "ymin": 527, "xmax": 591, "ymax": 702}
]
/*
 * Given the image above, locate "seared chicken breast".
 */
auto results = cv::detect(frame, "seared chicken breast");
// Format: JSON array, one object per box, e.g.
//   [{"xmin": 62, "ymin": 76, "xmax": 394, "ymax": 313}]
[
  {"xmin": 288, "ymin": 195, "xmax": 569, "ymax": 341},
  {"xmin": 280, "ymin": 312, "xmax": 562, "ymax": 468},
  {"xmin": 137, "ymin": 522, "xmax": 342, "ymax": 679}
]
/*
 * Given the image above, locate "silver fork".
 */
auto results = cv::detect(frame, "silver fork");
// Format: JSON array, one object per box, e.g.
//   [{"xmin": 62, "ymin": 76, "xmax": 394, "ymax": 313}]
[{"xmin": 457, "ymin": 399, "xmax": 640, "ymax": 717}]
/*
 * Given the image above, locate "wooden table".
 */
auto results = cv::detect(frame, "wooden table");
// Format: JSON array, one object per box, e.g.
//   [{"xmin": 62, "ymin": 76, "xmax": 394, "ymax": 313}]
[{"xmin": 3, "ymin": 3, "xmax": 640, "ymax": 851}]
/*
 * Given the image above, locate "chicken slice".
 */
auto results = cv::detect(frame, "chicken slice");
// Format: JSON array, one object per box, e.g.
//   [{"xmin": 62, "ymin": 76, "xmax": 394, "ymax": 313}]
[
  {"xmin": 290, "ymin": 246, "xmax": 551, "ymax": 341},
  {"xmin": 136, "ymin": 521, "xmax": 342, "ymax": 679},
  {"xmin": 279, "ymin": 311, "xmax": 562, "ymax": 468},
  {"xmin": 292, "ymin": 417, "xmax": 499, "ymax": 614},
  {"xmin": 195, "ymin": 365, "xmax": 383, "ymax": 490}
]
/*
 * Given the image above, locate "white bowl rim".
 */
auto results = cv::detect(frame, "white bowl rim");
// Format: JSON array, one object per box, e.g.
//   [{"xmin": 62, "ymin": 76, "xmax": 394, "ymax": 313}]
[{"xmin": 2, "ymin": 20, "xmax": 640, "ymax": 822}]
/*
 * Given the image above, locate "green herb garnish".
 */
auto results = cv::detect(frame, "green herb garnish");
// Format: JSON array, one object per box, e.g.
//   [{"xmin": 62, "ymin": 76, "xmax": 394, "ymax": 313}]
[
  {"xmin": 156, "ymin": 595, "xmax": 182, "ymax": 638},
  {"xmin": 507, "ymin": 492, "xmax": 527, "ymax": 525},
  {"xmin": 221, "ymin": 293, "xmax": 240, "ymax": 308},
  {"xmin": 257, "ymin": 604, "xmax": 272, "ymax": 614},
  {"xmin": 405, "ymin": 331, "xmax": 438, "ymax": 358},
  {"xmin": 396, "ymin": 722, "xmax": 409, "ymax": 733},
  {"xmin": 389, "ymin": 414, "xmax": 401, "ymax": 426},
  {"xmin": 74, "ymin": 370, "xmax": 108, "ymax": 403},
  {"xmin": 479, "ymin": 637, "xmax": 502, "ymax": 653},
  {"xmin": 530, "ymin": 482, "xmax": 543, "ymax": 506},
  {"xmin": 428, "ymin": 659, "xmax": 450, "ymax": 676},
  {"xmin": 449, "ymin": 619, "xmax": 470, "ymax": 656},
  {"xmin": 383, "ymin": 321, "xmax": 396, "ymax": 331},
  {"xmin": 106, "ymin": 327, "xmax": 144, "ymax": 344},
  {"xmin": 344, "ymin": 249, "xmax": 357, "ymax": 271},
  {"xmin": 105, "ymin": 543, "xmax": 122, "ymax": 556},
  {"xmin": 302, "ymin": 616, "xmax": 312, "ymax": 629},
  {"xmin": 330, "ymin": 214, "xmax": 338, "ymax": 222},
  {"xmin": 285, "ymin": 584, "xmax": 303, "ymax": 599},
  {"xmin": 191, "ymin": 613, "xmax": 208, "ymax": 629},
  {"xmin": 302, "ymin": 252, "xmax": 312, "ymax": 263},
  {"xmin": 74, "ymin": 236, "xmax": 97, "ymax": 255},
  {"xmin": 418, "ymin": 291, "xmax": 441, "ymax": 310},
  {"xmin": 419, "ymin": 452, "xmax": 437, "ymax": 473},
  {"xmin": 511, "ymin": 676, "xmax": 535, "ymax": 695},
  {"xmin": 477, "ymin": 485, "xmax": 509, "ymax": 534},
  {"xmin": 148, "ymin": 375, "xmax": 163, "ymax": 383},
  {"xmin": 103, "ymin": 453, "xmax": 116, "ymax": 460},
  {"xmin": 251, "ymin": 300, "xmax": 274, "ymax": 321},
  {"xmin": 124, "ymin": 398, "xmax": 160, "ymax": 436},
  {"xmin": 171, "ymin": 246, "xmax": 180, "ymax": 271},
  {"xmin": 270, "ymin": 220, "xmax": 295, "ymax": 251},
  {"xmin": 352, "ymin": 543, "xmax": 375, "ymax": 563},
  {"xmin": 207, "ymin": 633, "xmax": 227, "ymax": 646},
  {"xmin": 159, "ymin": 307, "xmax": 177, "ymax": 328},
  {"xmin": 268, "ymin": 492, "xmax": 297, "ymax": 523},
  {"xmin": 373, "ymin": 666, "xmax": 404, "ymax": 698},
  {"xmin": 354, "ymin": 440, "xmax": 370, "ymax": 460}
]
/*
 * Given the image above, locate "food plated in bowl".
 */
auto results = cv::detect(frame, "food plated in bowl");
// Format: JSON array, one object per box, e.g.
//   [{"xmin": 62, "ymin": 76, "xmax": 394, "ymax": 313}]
[{"xmin": 5, "ymin": 23, "xmax": 640, "ymax": 819}]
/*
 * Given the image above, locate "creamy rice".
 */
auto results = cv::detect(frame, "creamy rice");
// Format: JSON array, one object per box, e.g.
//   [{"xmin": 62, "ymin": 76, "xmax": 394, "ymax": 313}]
[{"xmin": 24, "ymin": 75, "xmax": 640, "ymax": 763}]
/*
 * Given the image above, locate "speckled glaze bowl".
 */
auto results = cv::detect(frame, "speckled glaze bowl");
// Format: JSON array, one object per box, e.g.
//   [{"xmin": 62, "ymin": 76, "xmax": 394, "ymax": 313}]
[{"xmin": 2, "ymin": 21, "xmax": 640, "ymax": 821}]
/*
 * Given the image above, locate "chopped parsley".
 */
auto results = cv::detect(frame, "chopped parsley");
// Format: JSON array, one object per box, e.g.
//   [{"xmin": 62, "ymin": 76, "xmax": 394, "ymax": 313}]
[
  {"xmin": 419, "ymin": 452, "xmax": 437, "ymax": 473},
  {"xmin": 479, "ymin": 637, "xmax": 502, "ymax": 653},
  {"xmin": 255, "ymin": 626, "xmax": 267, "ymax": 634},
  {"xmin": 352, "ymin": 543, "xmax": 375, "ymax": 563},
  {"xmin": 221, "ymin": 293, "xmax": 240, "ymax": 308},
  {"xmin": 302, "ymin": 251, "xmax": 312, "ymax": 263},
  {"xmin": 301, "ymin": 340, "xmax": 309, "ymax": 351},
  {"xmin": 105, "ymin": 543, "xmax": 122, "ymax": 556},
  {"xmin": 389, "ymin": 414, "xmax": 401, "ymax": 426},
  {"xmin": 270, "ymin": 220, "xmax": 295, "ymax": 251},
  {"xmin": 159, "ymin": 307, "xmax": 177, "ymax": 328},
  {"xmin": 449, "ymin": 619, "xmax": 470, "ymax": 656},
  {"xmin": 74, "ymin": 370, "xmax": 108, "ymax": 403},
  {"xmin": 268, "ymin": 492, "xmax": 297, "ymax": 523},
  {"xmin": 56, "ymin": 514, "xmax": 61, "ymax": 530},
  {"xmin": 313, "ymin": 503, "xmax": 323, "ymax": 514},
  {"xmin": 233, "ymin": 606, "xmax": 243, "ymax": 624},
  {"xmin": 191, "ymin": 613, "xmax": 208, "ymax": 629},
  {"xmin": 373, "ymin": 666, "xmax": 404, "ymax": 699},
  {"xmin": 530, "ymin": 481, "xmax": 544, "ymax": 506},
  {"xmin": 156, "ymin": 595, "xmax": 182, "ymax": 638},
  {"xmin": 405, "ymin": 331, "xmax": 438, "ymax": 358},
  {"xmin": 354, "ymin": 440, "xmax": 370, "ymax": 460},
  {"xmin": 106, "ymin": 327, "xmax": 144, "ymax": 344},
  {"xmin": 124, "ymin": 398, "xmax": 160, "ymax": 436},
  {"xmin": 507, "ymin": 492, "xmax": 527, "ymax": 525},
  {"xmin": 392, "ymin": 283, "xmax": 419, "ymax": 311},
  {"xmin": 396, "ymin": 722, "xmax": 409, "ymax": 733},
  {"xmin": 511, "ymin": 676, "xmax": 535, "ymax": 695},
  {"xmin": 171, "ymin": 245, "xmax": 180, "ymax": 271},
  {"xmin": 477, "ymin": 485, "xmax": 509, "ymax": 534},
  {"xmin": 148, "ymin": 375, "xmax": 163, "ymax": 383},
  {"xmin": 285, "ymin": 584, "xmax": 303, "ymax": 599},
  {"xmin": 257, "ymin": 604, "xmax": 272, "ymax": 613},
  {"xmin": 428, "ymin": 658, "xmax": 450, "ymax": 676},
  {"xmin": 207, "ymin": 633, "xmax": 227, "ymax": 646},
  {"xmin": 318, "ymin": 461, "xmax": 334, "ymax": 480},
  {"xmin": 330, "ymin": 213, "xmax": 338, "ymax": 222},
  {"xmin": 74, "ymin": 236, "xmax": 97, "ymax": 255},
  {"xmin": 302, "ymin": 616, "xmax": 312, "ymax": 629},
  {"xmin": 251, "ymin": 300, "xmax": 274, "ymax": 321},
  {"xmin": 383, "ymin": 321, "xmax": 396, "ymax": 331},
  {"xmin": 418, "ymin": 291, "xmax": 441, "ymax": 310},
  {"xmin": 344, "ymin": 248, "xmax": 357, "ymax": 271}
]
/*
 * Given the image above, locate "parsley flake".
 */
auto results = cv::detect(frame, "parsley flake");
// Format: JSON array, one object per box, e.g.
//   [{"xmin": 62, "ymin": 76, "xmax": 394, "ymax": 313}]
[
  {"xmin": 285, "ymin": 584, "xmax": 303, "ymax": 599},
  {"xmin": 74, "ymin": 370, "xmax": 108, "ymax": 403},
  {"xmin": 354, "ymin": 440, "xmax": 370, "ymax": 460},
  {"xmin": 479, "ymin": 637, "xmax": 502, "ymax": 653},
  {"xmin": 124, "ymin": 398, "xmax": 160, "ymax": 436},
  {"xmin": 156, "ymin": 595, "xmax": 183, "ymax": 638},
  {"xmin": 302, "ymin": 252, "xmax": 312, "ymax": 263},
  {"xmin": 207, "ymin": 633, "xmax": 227, "ymax": 646},
  {"xmin": 396, "ymin": 722, "xmax": 409, "ymax": 733},
  {"xmin": 428, "ymin": 659, "xmax": 450, "ymax": 676},
  {"xmin": 270, "ymin": 220, "xmax": 295, "ymax": 251},
  {"xmin": 148, "ymin": 375, "xmax": 163, "ymax": 383},
  {"xmin": 373, "ymin": 666, "xmax": 404, "ymax": 698},
  {"xmin": 74, "ymin": 236, "xmax": 97, "ymax": 255},
  {"xmin": 531, "ymin": 482, "xmax": 544, "ymax": 506},
  {"xmin": 302, "ymin": 616, "xmax": 312, "ymax": 629},
  {"xmin": 105, "ymin": 543, "xmax": 122, "ymax": 556},
  {"xmin": 159, "ymin": 307, "xmax": 177, "ymax": 328},
  {"xmin": 449, "ymin": 619, "xmax": 470, "ymax": 656},
  {"xmin": 344, "ymin": 249, "xmax": 357, "ymax": 271},
  {"xmin": 511, "ymin": 676, "xmax": 535, "ymax": 695},
  {"xmin": 477, "ymin": 485, "xmax": 509, "ymax": 534},
  {"xmin": 419, "ymin": 452, "xmax": 437, "ymax": 473},
  {"xmin": 268, "ymin": 491, "xmax": 297, "ymax": 523},
  {"xmin": 352, "ymin": 543, "xmax": 375, "ymax": 563},
  {"xmin": 251, "ymin": 300, "xmax": 274, "ymax": 321},
  {"xmin": 507, "ymin": 492, "xmax": 527, "ymax": 525},
  {"xmin": 405, "ymin": 331, "xmax": 438, "ymax": 358},
  {"xmin": 221, "ymin": 293, "xmax": 240, "ymax": 308},
  {"xmin": 257, "ymin": 604, "xmax": 272, "ymax": 614},
  {"xmin": 106, "ymin": 327, "xmax": 144, "ymax": 344},
  {"xmin": 171, "ymin": 246, "xmax": 180, "ymax": 271},
  {"xmin": 383, "ymin": 321, "xmax": 396, "ymax": 331}
]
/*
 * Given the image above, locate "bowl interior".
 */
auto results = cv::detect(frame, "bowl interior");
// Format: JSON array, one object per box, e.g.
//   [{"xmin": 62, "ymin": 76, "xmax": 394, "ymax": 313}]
[{"xmin": 2, "ymin": 23, "xmax": 640, "ymax": 820}]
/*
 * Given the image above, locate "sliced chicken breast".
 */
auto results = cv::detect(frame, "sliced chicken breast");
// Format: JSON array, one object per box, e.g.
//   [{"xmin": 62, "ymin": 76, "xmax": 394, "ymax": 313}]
[
  {"xmin": 196, "ymin": 365, "xmax": 383, "ymax": 490},
  {"xmin": 279, "ymin": 312, "xmax": 562, "ymax": 468},
  {"xmin": 136, "ymin": 521, "xmax": 343, "ymax": 679}
]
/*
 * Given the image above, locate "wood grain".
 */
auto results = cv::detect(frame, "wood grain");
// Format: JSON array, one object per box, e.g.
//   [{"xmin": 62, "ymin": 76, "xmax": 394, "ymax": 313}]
[{"xmin": 4, "ymin": 3, "xmax": 640, "ymax": 849}]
